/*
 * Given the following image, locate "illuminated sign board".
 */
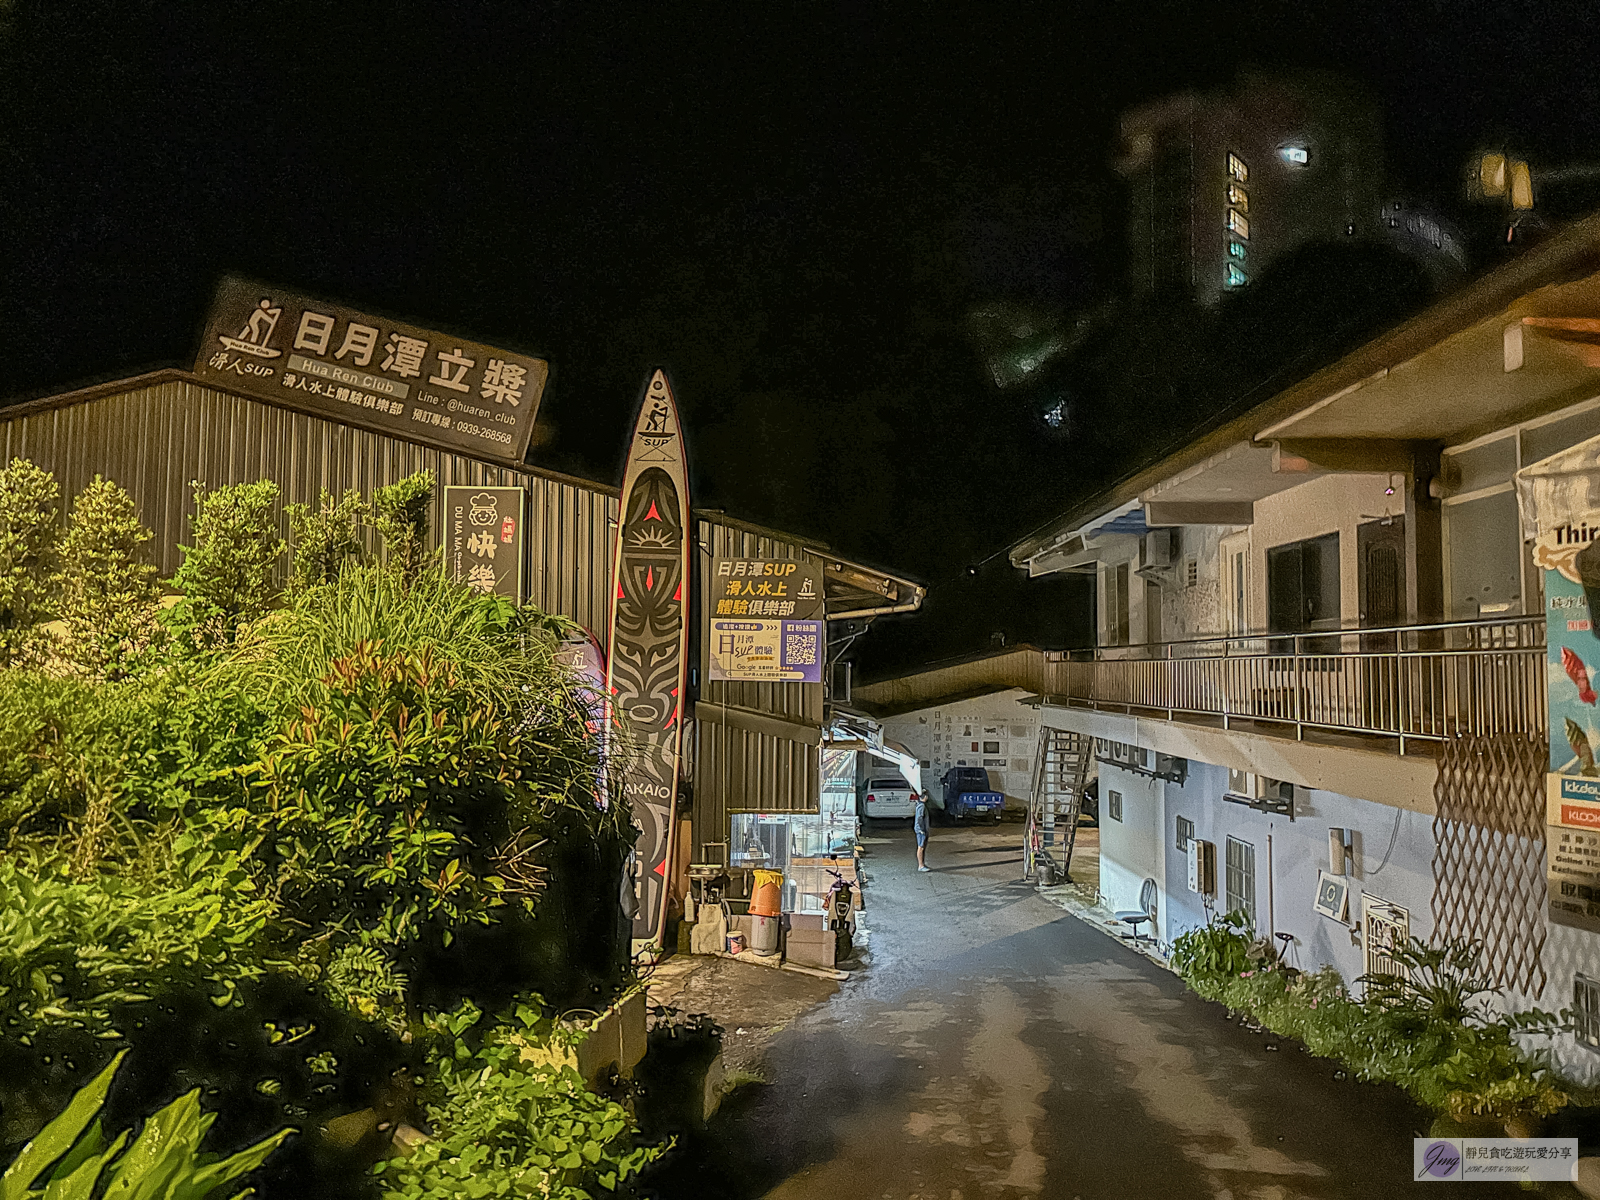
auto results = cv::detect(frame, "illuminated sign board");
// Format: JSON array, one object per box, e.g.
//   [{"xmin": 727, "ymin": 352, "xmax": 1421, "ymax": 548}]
[
  {"xmin": 193, "ymin": 276, "xmax": 548, "ymax": 463},
  {"xmin": 704, "ymin": 556, "xmax": 825, "ymax": 683},
  {"xmin": 443, "ymin": 485, "xmax": 526, "ymax": 604}
]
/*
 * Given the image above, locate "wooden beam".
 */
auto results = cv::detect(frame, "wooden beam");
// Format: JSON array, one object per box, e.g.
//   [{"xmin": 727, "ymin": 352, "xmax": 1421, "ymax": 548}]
[{"xmin": 1271, "ymin": 438, "xmax": 1415, "ymax": 474}]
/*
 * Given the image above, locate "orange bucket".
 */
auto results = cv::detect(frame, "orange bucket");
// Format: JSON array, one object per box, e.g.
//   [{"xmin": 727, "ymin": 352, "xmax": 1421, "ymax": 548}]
[{"xmin": 750, "ymin": 869, "xmax": 783, "ymax": 917}]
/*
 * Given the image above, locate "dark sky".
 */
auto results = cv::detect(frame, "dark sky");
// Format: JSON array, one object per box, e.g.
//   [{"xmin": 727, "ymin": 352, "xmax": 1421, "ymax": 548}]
[{"xmin": 5, "ymin": 1, "xmax": 1600, "ymax": 668}]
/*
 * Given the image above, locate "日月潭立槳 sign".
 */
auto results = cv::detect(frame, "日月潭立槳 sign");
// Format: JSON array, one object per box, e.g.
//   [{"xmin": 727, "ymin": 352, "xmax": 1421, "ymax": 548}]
[{"xmin": 193, "ymin": 276, "xmax": 549, "ymax": 462}]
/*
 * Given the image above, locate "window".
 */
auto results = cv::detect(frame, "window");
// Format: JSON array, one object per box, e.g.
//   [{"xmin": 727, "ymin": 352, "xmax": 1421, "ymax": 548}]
[
  {"xmin": 1185, "ymin": 558, "xmax": 1199, "ymax": 588},
  {"xmin": 1105, "ymin": 561, "xmax": 1131, "ymax": 646},
  {"xmin": 1576, "ymin": 975, "xmax": 1600, "ymax": 1051},
  {"xmin": 1227, "ymin": 209, "xmax": 1250, "ymax": 238},
  {"xmin": 1226, "ymin": 263, "xmax": 1249, "ymax": 287},
  {"xmin": 1227, "ymin": 183, "xmax": 1248, "ymax": 211},
  {"xmin": 1225, "ymin": 836, "xmax": 1256, "ymax": 928},
  {"xmin": 1228, "ymin": 152, "xmax": 1249, "ymax": 182},
  {"xmin": 1108, "ymin": 790, "xmax": 1123, "ymax": 821},
  {"xmin": 982, "ymin": 740, "xmax": 1001, "ymax": 754},
  {"xmin": 1176, "ymin": 815, "xmax": 1194, "ymax": 852},
  {"xmin": 1228, "ymin": 240, "xmax": 1248, "ymax": 261}
]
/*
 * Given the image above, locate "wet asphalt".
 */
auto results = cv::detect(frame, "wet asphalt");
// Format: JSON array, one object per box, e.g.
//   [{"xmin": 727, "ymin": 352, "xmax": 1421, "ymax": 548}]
[{"xmin": 642, "ymin": 820, "xmax": 1519, "ymax": 1199}]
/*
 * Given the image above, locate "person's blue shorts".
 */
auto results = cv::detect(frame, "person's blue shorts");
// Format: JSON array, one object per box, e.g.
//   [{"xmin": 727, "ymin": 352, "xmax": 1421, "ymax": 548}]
[{"xmin": 916, "ymin": 830, "xmax": 928, "ymax": 847}]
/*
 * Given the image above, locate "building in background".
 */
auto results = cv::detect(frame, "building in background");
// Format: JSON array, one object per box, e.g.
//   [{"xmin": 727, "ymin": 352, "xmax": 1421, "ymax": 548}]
[
  {"xmin": 880, "ymin": 689, "xmax": 1041, "ymax": 813},
  {"xmin": 858, "ymin": 211, "xmax": 1600, "ymax": 1084},
  {"xmin": 1119, "ymin": 72, "xmax": 1384, "ymax": 307}
]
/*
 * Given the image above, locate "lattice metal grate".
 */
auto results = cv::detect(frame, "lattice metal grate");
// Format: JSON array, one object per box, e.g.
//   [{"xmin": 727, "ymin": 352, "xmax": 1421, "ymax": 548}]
[{"xmin": 1432, "ymin": 733, "xmax": 1546, "ymax": 995}]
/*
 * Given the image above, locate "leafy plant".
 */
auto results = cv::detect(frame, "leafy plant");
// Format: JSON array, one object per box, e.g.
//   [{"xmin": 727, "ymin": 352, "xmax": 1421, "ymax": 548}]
[
  {"xmin": 1168, "ymin": 910, "xmax": 1252, "ymax": 981},
  {"xmin": 0, "ymin": 1050, "xmax": 291, "ymax": 1200},
  {"xmin": 369, "ymin": 471, "xmax": 434, "ymax": 584},
  {"xmin": 0, "ymin": 459, "xmax": 60, "ymax": 669},
  {"xmin": 54, "ymin": 476, "xmax": 163, "ymax": 679},
  {"xmin": 374, "ymin": 1003, "xmax": 660, "ymax": 1200},
  {"xmin": 321, "ymin": 942, "xmax": 410, "ymax": 1037},
  {"xmin": 170, "ymin": 480, "xmax": 286, "ymax": 649},
  {"xmin": 284, "ymin": 489, "xmax": 366, "ymax": 595}
]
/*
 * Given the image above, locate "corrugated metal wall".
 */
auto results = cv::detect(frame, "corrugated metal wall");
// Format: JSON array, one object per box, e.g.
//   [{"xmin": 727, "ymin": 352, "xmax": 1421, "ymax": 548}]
[
  {"xmin": 0, "ymin": 378, "xmax": 823, "ymax": 863},
  {"xmin": 690, "ymin": 520, "xmax": 823, "ymax": 861},
  {"xmin": 0, "ymin": 378, "xmax": 617, "ymax": 642}
]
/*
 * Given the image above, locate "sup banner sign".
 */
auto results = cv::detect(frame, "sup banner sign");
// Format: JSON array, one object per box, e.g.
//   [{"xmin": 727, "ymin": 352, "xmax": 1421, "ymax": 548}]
[
  {"xmin": 194, "ymin": 275, "xmax": 549, "ymax": 463},
  {"xmin": 704, "ymin": 556, "xmax": 825, "ymax": 683}
]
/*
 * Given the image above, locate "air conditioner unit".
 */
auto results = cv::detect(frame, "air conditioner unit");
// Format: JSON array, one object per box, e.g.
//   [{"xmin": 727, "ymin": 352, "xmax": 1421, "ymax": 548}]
[
  {"xmin": 1223, "ymin": 772, "xmax": 1294, "ymax": 818},
  {"xmin": 1136, "ymin": 529, "xmax": 1176, "ymax": 580},
  {"xmin": 1187, "ymin": 839, "xmax": 1216, "ymax": 894}
]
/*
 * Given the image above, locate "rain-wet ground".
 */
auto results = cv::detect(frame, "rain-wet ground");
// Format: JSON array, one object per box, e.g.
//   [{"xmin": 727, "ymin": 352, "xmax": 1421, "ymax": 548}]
[{"xmin": 642, "ymin": 820, "xmax": 1519, "ymax": 1199}]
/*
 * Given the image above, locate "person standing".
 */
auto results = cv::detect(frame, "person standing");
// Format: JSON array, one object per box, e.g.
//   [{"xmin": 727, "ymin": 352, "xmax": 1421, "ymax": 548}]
[{"xmin": 914, "ymin": 789, "xmax": 932, "ymax": 872}]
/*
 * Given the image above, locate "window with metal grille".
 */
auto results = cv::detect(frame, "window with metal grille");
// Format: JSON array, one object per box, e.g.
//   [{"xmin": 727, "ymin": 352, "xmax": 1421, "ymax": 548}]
[
  {"xmin": 1225, "ymin": 836, "xmax": 1256, "ymax": 928},
  {"xmin": 1108, "ymin": 790, "xmax": 1123, "ymax": 821},
  {"xmin": 1577, "ymin": 975, "xmax": 1600, "ymax": 1052},
  {"xmin": 1185, "ymin": 558, "xmax": 1199, "ymax": 588},
  {"xmin": 1176, "ymin": 815, "xmax": 1194, "ymax": 852}
]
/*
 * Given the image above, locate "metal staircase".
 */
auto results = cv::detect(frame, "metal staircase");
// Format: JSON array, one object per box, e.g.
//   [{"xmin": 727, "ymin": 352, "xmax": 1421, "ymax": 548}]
[{"xmin": 1024, "ymin": 728, "xmax": 1092, "ymax": 883}]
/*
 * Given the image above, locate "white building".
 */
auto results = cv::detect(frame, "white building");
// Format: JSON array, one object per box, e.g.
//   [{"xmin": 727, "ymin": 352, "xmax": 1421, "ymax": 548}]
[
  {"xmin": 880, "ymin": 688, "xmax": 1041, "ymax": 812},
  {"xmin": 859, "ymin": 211, "xmax": 1600, "ymax": 1082}
]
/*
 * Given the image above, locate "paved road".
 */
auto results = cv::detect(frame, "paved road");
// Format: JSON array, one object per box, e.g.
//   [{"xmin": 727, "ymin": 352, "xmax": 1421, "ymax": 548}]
[{"xmin": 645, "ymin": 821, "xmax": 1514, "ymax": 1199}]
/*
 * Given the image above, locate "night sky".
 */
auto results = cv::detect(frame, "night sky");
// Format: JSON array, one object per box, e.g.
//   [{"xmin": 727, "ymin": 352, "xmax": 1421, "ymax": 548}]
[{"xmin": 5, "ymin": 1, "xmax": 1600, "ymax": 673}]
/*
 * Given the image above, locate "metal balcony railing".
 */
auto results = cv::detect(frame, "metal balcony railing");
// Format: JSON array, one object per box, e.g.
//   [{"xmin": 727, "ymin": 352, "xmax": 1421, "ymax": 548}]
[{"xmin": 1049, "ymin": 616, "xmax": 1546, "ymax": 751}]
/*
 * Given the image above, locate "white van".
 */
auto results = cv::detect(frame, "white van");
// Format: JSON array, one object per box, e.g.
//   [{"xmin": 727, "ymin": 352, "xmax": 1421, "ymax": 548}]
[{"xmin": 859, "ymin": 774, "xmax": 916, "ymax": 819}]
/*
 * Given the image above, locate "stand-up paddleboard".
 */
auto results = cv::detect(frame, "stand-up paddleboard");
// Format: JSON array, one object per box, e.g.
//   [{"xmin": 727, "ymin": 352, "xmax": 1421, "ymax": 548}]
[{"xmin": 607, "ymin": 370, "xmax": 690, "ymax": 955}]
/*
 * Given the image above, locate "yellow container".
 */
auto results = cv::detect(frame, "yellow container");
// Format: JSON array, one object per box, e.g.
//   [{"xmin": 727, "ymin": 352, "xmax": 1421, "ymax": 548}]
[{"xmin": 750, "ymin": 868, "xmax": 783, "ymax": 917}]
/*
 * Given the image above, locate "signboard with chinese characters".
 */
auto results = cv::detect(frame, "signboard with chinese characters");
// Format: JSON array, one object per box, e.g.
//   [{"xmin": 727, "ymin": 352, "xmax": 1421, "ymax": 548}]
[
  {"xmin": 705, "ymin": 556, "xmax": 826, "ymax": 683},
  {"xmin": 443, "ymin": 486, "xmax": 525, "ymax": 603},
  {"xmin": 194, "ymin": 276, "xmax": 549, "ymax": 463},
  {"xmin": 1535, "ymin": 514, "xmax": 1600, "ymax": 931}
]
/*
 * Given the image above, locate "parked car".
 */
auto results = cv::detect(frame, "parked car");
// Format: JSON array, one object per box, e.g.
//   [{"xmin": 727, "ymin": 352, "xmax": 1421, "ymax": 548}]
[
  {"xmin": 858, "ymin": 773, "xmax": 916, "ymax": 819},
  {"xmin": 939, "ymin": 766, "xmax": 1005, "ymax": 823}
]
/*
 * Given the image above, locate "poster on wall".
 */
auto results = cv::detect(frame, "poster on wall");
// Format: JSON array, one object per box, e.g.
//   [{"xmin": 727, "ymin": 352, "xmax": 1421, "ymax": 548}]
[
  {"xmin": 194, "ymin": 276, "xmax": 549, "ymax": 462},
  {"xmin": 704, "ymin": 556, "xmax": 826, "ymax": 683},
  {"xmin": 1536, "ymin": 514, "xmax": 1600, "ymax": 931},
  {"xmin": 443, "ymin": 486, "xmax": 525, "ymax": 603}
]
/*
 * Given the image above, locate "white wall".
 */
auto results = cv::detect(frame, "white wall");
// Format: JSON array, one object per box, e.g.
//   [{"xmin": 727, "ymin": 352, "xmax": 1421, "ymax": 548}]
[
  {"xmin": 1097, "ymin": 762, "xmax": 1164, "ymax": 923},
  {"xmin": 880, "ymin": 690, "xmax": 1040, "ymax": 810},
  {"xmin": 1250, "ymin": 473, "xmax": 1397, "ymax": 629}
]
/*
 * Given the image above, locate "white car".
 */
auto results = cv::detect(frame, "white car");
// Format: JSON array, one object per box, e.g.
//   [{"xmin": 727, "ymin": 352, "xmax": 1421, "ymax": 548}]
[{"xmin": 859, "ymin": 774, "xmax": 916, "ymax": 819}]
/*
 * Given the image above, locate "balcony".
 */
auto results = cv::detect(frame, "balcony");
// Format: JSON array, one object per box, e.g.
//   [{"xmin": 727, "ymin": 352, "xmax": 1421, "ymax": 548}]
[{"xmin": 1051, "ymin": 617, "xmax": 1546, "ymax": 752}]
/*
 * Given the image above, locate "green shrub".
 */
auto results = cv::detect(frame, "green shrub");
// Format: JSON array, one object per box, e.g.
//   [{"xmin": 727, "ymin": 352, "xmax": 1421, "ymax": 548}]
[
  {"xmin": 284, "ymin": 488, "xmax": 366, "ymax": 595},
  {"xmin": 54, "ymin": 477, "xmax": 163, "ymax": 679},
  {"xmin": 373, "ymin": 1003, "xmax": 660, "ymax": 1200},
  {"xmin": 369, "ymin": 471, "xmax": 434, "ymax": 584},
  {"xmin": 170, "ymin": 480, "xmax": 286, "ymax": 650},
  {"xmin": 0, "ymin": 1050, "xmax": 290, "ymax": 1200},
  {"xmin": 1168, "ymin": 910, "xmax": 1252, "ymax": 984},
  {"xmin": 0, "ymin": 459, "xmax": 60, "ymax": 669}
]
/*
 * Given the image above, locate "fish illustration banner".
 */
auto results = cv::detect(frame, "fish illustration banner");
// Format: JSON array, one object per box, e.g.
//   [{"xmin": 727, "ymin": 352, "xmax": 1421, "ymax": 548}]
[{"xmin": 1538, "ymin": 514, "xmax": 1600, "ymax": 932}]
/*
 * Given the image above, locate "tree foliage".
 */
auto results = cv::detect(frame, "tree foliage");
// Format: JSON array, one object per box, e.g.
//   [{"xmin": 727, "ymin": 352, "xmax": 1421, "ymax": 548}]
[
  {"xmin": 369, "ymin": 471, "xmax": 434, "ymax": 584},
  {"xmin": 54, "ymin": 477, "xmax": 162, "ymax": 679},
  {"xmin": 171, "ymin": 480, "xmax": 286, "ymax": 649},
  {"xmin": 284, "ymin": 488, "xmax": 365, "ymax": 594},
  {"xmin": 0, "ymin": 459, "xmax": 60, "ymax": 669}
]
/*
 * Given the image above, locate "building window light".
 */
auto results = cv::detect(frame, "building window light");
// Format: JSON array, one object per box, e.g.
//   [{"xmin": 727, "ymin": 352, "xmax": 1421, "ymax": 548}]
[
  {"xmin": 1228, "ymin": 240, "xmax": 1248, "ymax": 261},
  {"xmin": 1227, "ymin": 209, "xmax": 1250, "ymax": 238},
  {"xmin": 1278, "ymin": 143, "xmax": 1310, "ymax": 166},
  {"xmin": 1226, "ymin": 263, "xmax": 1249, "ymax": 287},
  {"xmin": 1228, "ymin": 153, "xmax": 1248, "ymax": 182},
  {"xmin": 1228, "ymin": 183, "xmax": 1248, "ymax": 211}
]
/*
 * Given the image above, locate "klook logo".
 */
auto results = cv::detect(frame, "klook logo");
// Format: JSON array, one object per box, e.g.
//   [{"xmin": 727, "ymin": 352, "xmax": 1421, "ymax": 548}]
[{"xmin": 1562, "ymin": 803, "xmax": 1600, "ymax": 829}]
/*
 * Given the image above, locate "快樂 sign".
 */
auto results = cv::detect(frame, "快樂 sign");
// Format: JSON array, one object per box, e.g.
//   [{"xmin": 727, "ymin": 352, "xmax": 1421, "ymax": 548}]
[
  {"xmin": 193, "ymin": 276, "xmax": 549, "ymax": 463},
  {"xmin": 443, "ymin": 486, "xmax": 525, "ymax": 604},
  {"xmin": 704, "ymin": 556, "xmax": 825, "ymax": 683}
]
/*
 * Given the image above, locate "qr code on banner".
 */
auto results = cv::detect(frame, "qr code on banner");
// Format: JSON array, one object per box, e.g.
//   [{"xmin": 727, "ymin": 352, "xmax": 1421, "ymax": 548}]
[{"xmin": 785, "ymin": 630, "xmax": 818, "ymax": 666}]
